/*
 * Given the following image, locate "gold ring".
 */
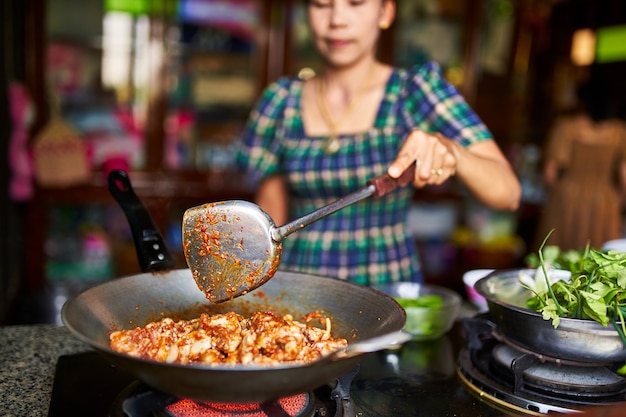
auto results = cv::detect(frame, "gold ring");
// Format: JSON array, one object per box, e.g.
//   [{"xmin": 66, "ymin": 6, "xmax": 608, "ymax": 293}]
[{"xmin": 431, "ymin": 168, "xmax": 443, "ymax": 176}]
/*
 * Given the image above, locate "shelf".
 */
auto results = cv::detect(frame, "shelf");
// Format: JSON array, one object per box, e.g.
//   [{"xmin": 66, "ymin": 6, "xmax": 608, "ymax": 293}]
[{"xmin": 24, "ymin": 169, "xmax": 254, "ymax": 292}]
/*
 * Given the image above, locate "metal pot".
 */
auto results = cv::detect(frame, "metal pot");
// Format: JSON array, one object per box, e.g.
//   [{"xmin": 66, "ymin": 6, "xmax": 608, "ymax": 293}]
[
  {"xmin": 475, "ymin": 269, "xmax": 626, "ymax": 363},
  {"xmin": 61, "ymin": 171, "xmax": 407, "ymax": 403}
]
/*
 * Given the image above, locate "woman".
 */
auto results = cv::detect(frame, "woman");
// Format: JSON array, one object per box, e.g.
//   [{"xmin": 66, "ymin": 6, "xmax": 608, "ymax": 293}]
[
  {"xmin": 535, "ymin": 78, "xmax": 626, "ymax": 251},
  {"xmin": 237, "ymin": 0, "xmax": 520, "ymax": 285}
]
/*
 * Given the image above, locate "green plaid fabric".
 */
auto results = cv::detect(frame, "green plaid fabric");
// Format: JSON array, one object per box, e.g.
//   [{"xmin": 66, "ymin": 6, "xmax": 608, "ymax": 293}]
[{"xmin": 237, "ymin": 62, "xmax": 491, "ymax": 285}]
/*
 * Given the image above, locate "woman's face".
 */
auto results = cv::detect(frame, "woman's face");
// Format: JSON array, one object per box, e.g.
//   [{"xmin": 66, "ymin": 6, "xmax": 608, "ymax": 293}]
[{"xmin": 307, "ymin": 0, "xmax": 394, "ymax": 68}]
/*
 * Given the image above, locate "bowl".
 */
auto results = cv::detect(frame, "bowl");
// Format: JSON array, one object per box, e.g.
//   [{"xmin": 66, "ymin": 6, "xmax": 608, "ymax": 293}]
[
  {"xmin": 603, "ymin": 239, "xmax": 626, "ymax": 252},
  {"xmin": 374, "ymin": 282, "xmax": 462, "ymax": 340},
  {"xmin": 462, "ymin": 269, "xmax": 494, "ymax": 312}
]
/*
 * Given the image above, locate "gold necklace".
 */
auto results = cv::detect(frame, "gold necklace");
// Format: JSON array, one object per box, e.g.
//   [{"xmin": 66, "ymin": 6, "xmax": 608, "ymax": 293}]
[{"xmin": 315, "ymin": 65, "xmax": 377, "ymax": 154}]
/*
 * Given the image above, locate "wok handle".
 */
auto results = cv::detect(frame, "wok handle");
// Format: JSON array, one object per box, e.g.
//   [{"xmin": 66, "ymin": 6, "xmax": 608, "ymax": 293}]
[
  {"xmin": 366, "ymin": 162, "xmax": 416, "ymax": 198},
  {"xmin": 107, "ymin": 170, "xmax": 176, "ymax": 273}
]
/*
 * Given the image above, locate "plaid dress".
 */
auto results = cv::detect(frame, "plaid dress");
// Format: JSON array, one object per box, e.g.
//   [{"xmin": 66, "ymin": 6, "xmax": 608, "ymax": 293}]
[{"xmin": 237, "ymin": 62, "xmax": 492, "ymax": 285}]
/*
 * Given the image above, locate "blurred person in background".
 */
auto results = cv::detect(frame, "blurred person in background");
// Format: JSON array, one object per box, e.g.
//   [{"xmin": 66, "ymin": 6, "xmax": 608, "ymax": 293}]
[
  {"xmin": 237, "ymin": 0, "xmax": 520, "ymax": 286},
  {"xmin": 534, "ymin": 77, "xmax": 626, "ymax": 251}
]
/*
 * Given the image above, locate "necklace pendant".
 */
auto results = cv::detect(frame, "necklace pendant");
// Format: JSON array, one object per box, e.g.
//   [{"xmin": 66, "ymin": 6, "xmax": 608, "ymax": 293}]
[{"xmin": 323, "ymin": 135, "xmax": 340, "ymax": 154}]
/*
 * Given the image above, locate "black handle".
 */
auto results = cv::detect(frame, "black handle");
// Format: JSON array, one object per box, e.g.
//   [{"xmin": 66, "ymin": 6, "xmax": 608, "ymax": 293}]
[{"xmin": 107, "ymin": 170, "xmax": 175, "ymax": 273}]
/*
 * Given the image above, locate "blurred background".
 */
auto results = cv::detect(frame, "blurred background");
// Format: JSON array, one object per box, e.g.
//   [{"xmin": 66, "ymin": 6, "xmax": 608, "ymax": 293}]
[{"xmin": 2, "ymin": 0, "xmax": 626, "ymax": 325}]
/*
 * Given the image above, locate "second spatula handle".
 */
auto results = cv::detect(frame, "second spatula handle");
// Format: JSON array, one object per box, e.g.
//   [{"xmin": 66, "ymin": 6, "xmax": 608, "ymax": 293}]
[{"xmin": 367, "ymin": 162, "xmax": 416, "ymax": 198}]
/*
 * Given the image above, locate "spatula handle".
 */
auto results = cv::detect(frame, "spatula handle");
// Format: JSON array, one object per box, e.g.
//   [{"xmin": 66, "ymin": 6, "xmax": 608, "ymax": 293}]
[
  {"xmin": 273, "ymin": 163, "xmax": 417, "ymax": 242},
  {"xmin": 367, "ymin": 163, "xmax": 416, "ymax": 198}
]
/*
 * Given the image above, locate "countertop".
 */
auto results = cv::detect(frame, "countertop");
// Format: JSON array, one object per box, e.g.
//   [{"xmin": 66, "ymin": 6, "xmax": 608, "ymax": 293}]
[{"xmin": 0, "ymin": 324, "xmax": 91, "ymax": 417}]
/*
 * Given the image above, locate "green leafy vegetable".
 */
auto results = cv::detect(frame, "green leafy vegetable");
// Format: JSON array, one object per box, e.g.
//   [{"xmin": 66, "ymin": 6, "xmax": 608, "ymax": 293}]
[
  {"xmin": 524, "ymin": 244, "xmax": 587, "ymax": 273},
  {"xmin": 525, "ymin": 246, "xmax": 626, "ymax": 330},
  {"xmin": 395, "ymin": 295, "xmax": 443, "ymax": 309}
]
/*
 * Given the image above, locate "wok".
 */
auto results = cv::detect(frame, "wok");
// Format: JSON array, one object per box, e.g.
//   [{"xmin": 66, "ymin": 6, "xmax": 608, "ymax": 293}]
[
  {"xmin": 475, "ymin": 269, "xmax": 626, "ymax": 363},
  {"xmin": 61, "ymin": 171, "xmax": 407, "ymax": 403}
]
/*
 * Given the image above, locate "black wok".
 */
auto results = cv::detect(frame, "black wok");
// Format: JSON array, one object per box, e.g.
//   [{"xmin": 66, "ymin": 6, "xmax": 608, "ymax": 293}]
[
  {"xmin": 475, "ymin": 269, "xmax": 626, "ymax": 363},
  {"xmin": 61, "ymin": 171, "xmax": 407, "ymax": 403}
]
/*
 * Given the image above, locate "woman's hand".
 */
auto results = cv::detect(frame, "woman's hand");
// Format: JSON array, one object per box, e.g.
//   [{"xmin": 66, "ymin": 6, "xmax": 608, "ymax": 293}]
[
  {"xmin": 388, "ymin": 129, "xmax": 458, "ymax": 187},
  {"xmin": 387, "ymin": 128, "xmax": 521, "ymax": 211}
]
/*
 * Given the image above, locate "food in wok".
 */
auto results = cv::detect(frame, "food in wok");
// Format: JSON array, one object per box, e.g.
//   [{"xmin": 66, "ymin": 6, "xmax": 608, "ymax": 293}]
[{"xmin": 110, "ymin": 310, "xmax": 347, "ymax": 366}]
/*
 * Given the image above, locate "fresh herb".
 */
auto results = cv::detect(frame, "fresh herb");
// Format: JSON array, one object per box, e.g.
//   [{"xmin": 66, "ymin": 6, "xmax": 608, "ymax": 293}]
[
  {"xmin": 395, "ymin": 295, "xmax": 443, "ymax": 310},
  {"xmin": 524, "ymin": 244, "xmax": 587, "ymax": 273},
  {"xmin": 522, "ymin": 231, "xmax": 626, "ymax": 348}
]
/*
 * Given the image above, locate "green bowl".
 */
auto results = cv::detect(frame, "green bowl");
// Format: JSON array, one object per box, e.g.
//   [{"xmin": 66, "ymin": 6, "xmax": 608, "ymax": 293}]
[{"xmin": 375, "ymin": 283, "xmax": 462, "ymax": 340}]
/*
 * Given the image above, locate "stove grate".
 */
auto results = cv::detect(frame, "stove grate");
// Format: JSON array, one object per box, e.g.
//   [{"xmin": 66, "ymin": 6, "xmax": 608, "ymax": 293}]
[{"xmin": 459, "ymin": 317, "xmax": 626, "ymax": 414}]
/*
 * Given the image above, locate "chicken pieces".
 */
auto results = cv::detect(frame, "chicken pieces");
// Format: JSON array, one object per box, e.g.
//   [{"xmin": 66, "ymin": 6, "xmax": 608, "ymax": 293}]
[{"xmin": 109, "ymin": 311, "xmax": 347, "ymax": 366}]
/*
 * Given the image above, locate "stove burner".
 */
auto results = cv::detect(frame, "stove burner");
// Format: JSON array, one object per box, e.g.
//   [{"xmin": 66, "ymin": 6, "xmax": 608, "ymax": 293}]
[
  {"xmin": 112, "ymin": 382, "xmax": 319, "ymax": 417},
  {"xmin": 165, "ymin": 393, "xmax": 311, "ymax": 417},
  {"xmin": 459, "ymin": 317, "xmax": 626, "ymax": 415},
  {"xmin": 492, "ymin": 344, "xmax": 626, "ymax": 397},
  {"xmin": 107, "ymin": 365, "xmax": 362, "ymax": 417}
]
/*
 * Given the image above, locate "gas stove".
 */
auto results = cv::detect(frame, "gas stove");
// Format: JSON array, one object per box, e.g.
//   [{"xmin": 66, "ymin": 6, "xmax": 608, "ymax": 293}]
[
  {"xmin": 48, "ymin": 317, "xmax": 626, "ymax": 417},
  {"xmin": 459, "ymin": 316, "xmax": 626, "ymax": 416},
  {"xmin": 47, "ymin": 322, "xmax": 503, "ymax": 417}
]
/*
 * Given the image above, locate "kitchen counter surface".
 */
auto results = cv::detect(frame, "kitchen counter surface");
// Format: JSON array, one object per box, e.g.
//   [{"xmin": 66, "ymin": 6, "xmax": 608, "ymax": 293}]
[
  {"xmin": 4, "ymin": 320, "xmax": 626, "ymax": 417},
  {"xmin": 0, "ymin": 324, "xmax": 91, "ymax": 417}
]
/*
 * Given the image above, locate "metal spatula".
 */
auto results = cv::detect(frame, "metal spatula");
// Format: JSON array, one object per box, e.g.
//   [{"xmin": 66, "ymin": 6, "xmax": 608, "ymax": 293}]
[{"xmin": 183, "ymin": 164, "xmax": 415, "ymax": 303}]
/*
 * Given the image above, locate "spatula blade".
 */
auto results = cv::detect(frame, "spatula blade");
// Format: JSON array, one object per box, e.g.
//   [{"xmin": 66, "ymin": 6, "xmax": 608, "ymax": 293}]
[{"xmin": 182, "ymin": 201, "xmax": 281, "ymax": 303}]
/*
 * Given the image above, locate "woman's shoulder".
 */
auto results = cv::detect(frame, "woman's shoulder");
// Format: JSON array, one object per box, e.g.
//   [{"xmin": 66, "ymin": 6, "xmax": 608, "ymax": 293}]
[
  {"xmin": 261, "ymin": 76, "xmax": 303, "ymax": 96},
  {"xmin": 393, "ymin": 61, "xmax": 446, "ymax": 85},
  {"xmin": 390, "ymin": 61, "xmax": 459, "ymax": 103},
  {"xmin": 253, "ymin": 76, "xmax": 303, "ymax": 114}
]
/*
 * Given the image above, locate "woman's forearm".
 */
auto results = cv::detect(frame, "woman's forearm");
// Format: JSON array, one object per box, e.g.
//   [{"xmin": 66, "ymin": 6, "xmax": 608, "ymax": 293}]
[
  {"xmin": 453, "ymin": 140, "xmax": 521, "ymax": 211},
  {"xmin": 256, "ymin": 175, "xmax": 290, "ymax": 226}
]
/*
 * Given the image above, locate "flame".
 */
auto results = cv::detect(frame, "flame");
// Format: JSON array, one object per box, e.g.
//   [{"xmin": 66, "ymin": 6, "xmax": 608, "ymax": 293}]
[{"xmin": 165, "ymin": 393, "xmax": 308, "ymax": 417}]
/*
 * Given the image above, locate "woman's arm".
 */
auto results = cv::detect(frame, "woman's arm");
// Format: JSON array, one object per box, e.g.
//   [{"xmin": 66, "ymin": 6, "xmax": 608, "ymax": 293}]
[
  {"xmin": 256, "ymin": 174, "xmax": 289, "ymax": 226},
  {"xmin": 450, "ymin": 139, "xmax": 521, "ymax": 211},
  {"xmin": 390, "ymin": 63, "xmax": 521, "ymax": 211},
  {"xmin": 388, "ymin": 130, "xmax": 521, "ymax": 211}
]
